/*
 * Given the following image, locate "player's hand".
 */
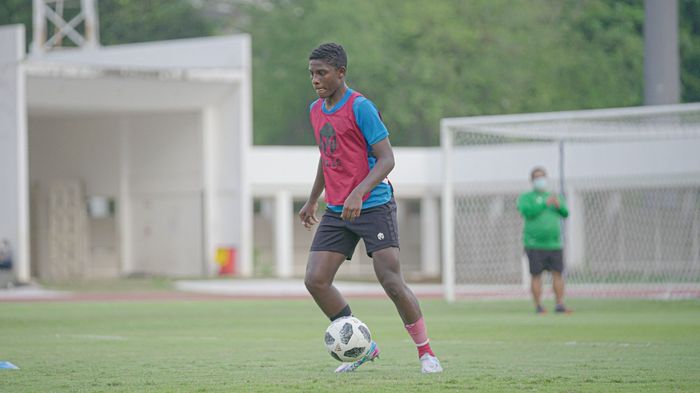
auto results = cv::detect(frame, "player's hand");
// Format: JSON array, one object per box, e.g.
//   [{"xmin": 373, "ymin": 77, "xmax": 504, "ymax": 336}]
[
  {"xmin": 341, "ymin": 191, "xmax": 363, "ymax": 221},
  {"xmin": 299, "ymin": 200, "xmax": 319, "ymax": 230},
  {"xmin": 546, "ymin": 195, "xmax": 560, "ymax": 208}
]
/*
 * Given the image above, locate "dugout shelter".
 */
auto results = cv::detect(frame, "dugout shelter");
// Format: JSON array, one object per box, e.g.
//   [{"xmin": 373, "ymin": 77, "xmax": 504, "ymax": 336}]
[{"xmin": 0, "ymin": 24, "xmax": 253, "ymax": 282}]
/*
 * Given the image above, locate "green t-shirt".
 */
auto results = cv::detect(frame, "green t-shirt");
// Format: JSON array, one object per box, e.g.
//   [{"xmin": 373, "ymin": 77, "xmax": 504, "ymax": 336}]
[{"xmin": 517, "ymin": 190, "xmax": 569, "ymax": 250}]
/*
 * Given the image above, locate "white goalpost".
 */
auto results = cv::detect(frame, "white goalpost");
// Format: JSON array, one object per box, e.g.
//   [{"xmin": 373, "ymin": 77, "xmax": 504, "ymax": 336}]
[{"xmin": 441, "ymin": 103, "xmax": 700, "ymax": 302}]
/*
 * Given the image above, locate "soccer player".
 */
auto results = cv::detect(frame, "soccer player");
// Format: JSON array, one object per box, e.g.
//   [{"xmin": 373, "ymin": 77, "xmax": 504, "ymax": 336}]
[
  {"xmin": 299, "ymin": 43, "xmax": 443, "ymax": 373},
  {"xmin": 517, "ymin": 167, "xmax": 572, "ymax": 314}
]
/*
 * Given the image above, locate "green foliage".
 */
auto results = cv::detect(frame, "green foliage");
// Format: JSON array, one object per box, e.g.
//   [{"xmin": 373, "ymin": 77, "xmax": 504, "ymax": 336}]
[
  {"xmin": 1, "ymin": 0, "xmax": 699, "ymax": 145},
  {"xmin": 556, "ymin": 0, "xmax": 645, "ymax": 108},
  {"xmin": 0, "ymin": 0, "xmax": 211, "ymax": 49},
  {"xmin": 0, "ymin": 0, "xmax": 33, "ymax": 48},
  {"xmin": 239, "ymin": 0, "xmax": 651, "ymax": 146},
  {"xmin": 681, "ymin": 0, "xmax": 700, "ymax": 102},
  {"xmin": 1, "ymin": 299, "xmax": 700, "ymax": 392},
  {"xmin": 237, "ymin": 0, "xmax": 700, "ymax": 145},
  {"xmin": 98, "ymin": 0, "xmax": 213, "ymax": 45}
]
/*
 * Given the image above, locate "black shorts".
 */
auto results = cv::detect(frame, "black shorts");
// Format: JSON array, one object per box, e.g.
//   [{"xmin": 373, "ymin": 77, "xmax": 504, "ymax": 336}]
[
  {"xmin": 310, "ymin": 199, "xmax": 400, "ymax": 260},
  {"xmin": 525, "ymin": 248, "xmax": 564, "ymax": 275}
]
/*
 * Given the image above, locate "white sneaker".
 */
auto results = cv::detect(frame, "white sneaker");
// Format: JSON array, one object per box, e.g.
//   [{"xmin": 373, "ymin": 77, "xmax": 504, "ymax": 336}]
[
  {"xmin": 334, "ymin": 341, "xmax": 380, "ymax": 373},
  {"xmin": 420, "ymin": 354, "xmax": 443, "ymax": 373}
]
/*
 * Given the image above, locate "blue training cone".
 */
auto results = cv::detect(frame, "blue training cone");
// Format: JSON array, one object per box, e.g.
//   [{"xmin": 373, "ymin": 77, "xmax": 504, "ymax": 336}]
[{"xmin": 0, "ymin": 361, "xmax": 19, "ymax": 369}]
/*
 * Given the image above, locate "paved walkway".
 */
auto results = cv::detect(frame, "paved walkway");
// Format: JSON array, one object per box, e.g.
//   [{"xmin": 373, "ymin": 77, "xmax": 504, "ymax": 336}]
[
  {"xmin": 0, "ymin": 280, "xmax": 502, "ymax": 302},
  {"xmin": 0, "ymin": 284, "xmax": 71, "ymax": 301},
  {"xmin": 175, "ymin": 279, "xmax": 447, "ymax": 299},
  {"xmin": 173, "ymin": 280, "xmax": 700, "ymax": 300},
  {"xmin": 1, "ymin": 280, "xmax": 698, "ymax": 302}
]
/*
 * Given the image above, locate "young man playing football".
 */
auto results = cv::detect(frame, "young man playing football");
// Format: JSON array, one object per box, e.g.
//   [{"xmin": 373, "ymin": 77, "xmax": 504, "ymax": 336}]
[{"xmin": 299, "ymin": 43, "xmax": 443, "ymax": 374}]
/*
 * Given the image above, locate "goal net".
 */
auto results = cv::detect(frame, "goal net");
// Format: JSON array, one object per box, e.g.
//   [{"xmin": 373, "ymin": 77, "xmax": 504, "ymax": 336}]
[{"xmin": 441, "ymin": 104, "xmax": 700, "ymax": 302}]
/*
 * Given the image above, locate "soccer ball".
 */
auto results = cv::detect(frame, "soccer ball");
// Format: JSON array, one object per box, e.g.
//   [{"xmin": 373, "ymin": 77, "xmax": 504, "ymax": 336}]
[{"xmin": 324, "ymin": 316, "xmax": 372, "ymax": 362}]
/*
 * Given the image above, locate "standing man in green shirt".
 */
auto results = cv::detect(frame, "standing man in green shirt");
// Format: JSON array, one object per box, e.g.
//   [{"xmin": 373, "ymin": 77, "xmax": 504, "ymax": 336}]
[{"xmin": 517, "ymin": 167, "xmax": 572, "ymax": 314}]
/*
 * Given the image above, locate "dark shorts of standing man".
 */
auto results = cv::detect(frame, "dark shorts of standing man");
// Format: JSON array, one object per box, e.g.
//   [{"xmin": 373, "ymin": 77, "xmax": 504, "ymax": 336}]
[{"xmin": 525, "ymin": 248, "xmax": 564, "ymax": 275}]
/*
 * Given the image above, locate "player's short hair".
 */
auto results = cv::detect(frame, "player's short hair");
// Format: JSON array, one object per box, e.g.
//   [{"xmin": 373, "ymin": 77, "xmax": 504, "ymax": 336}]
[
  {"xmin": 309, "ymin": 43, "xmax": 347, "ymax": 69},
  {"xmin": 530, "ymin": 166, "xmax": 547, "ymax": 180}
]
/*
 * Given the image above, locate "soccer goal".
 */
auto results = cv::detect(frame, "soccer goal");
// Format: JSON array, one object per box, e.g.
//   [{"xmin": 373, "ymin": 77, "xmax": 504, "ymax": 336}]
[{"xmin": 441, "ymin": 104, "xmax": 700, "ymax": 302}]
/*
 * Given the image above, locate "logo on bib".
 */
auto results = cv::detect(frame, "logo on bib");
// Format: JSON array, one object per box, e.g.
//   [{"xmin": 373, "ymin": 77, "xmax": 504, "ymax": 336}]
[{"xmin": 319, "ymin": 123, "xmax": 338, "ymax": 156}]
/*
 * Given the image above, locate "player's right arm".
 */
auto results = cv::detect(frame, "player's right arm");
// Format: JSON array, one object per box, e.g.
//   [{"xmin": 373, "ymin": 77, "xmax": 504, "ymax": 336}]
[
  {"xmin": 517, "ymin": 192, "xmax": 547, "ymax": 219},
  {"xmin": 299, "ymin": 158, "xmax": 325, "ymax": 230}
]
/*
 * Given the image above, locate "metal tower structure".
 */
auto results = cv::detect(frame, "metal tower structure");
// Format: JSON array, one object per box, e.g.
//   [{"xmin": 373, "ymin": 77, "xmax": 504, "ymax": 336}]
[{"xmin": 32, "ymin": 0, "xmax": 100, "ymax": 54}]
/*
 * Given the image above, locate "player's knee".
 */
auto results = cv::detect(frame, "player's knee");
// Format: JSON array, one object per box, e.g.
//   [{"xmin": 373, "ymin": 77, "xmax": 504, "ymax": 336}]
[
  {"xmin": 304, "ymin": 273, "xmax": 330, "ymax": 294},
  {"xmin": 379, "ymin": 276, "xmax": 404, "ymax": 299}
]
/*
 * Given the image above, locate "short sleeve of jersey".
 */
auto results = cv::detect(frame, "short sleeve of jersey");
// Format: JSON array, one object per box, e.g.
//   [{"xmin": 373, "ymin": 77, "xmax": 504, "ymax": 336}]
[
  {"xmin": 309, "ymin": 99, "xmax": 319, "ymax": 113},
  {"xmin": 353, "ymin": 97, "xmax": 389, "ymax": 146}
]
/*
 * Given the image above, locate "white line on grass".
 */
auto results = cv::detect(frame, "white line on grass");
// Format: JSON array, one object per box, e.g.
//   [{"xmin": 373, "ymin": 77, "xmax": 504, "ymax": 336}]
[{"xmin": 55, "ymin": 334, "xmax": 127, "ymax": 341}]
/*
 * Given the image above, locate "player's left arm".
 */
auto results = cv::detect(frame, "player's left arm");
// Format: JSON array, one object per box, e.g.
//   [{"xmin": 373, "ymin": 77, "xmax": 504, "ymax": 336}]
[{"xmin": 342, "ymin": 138, "xmax": 394, "ymax": 221}]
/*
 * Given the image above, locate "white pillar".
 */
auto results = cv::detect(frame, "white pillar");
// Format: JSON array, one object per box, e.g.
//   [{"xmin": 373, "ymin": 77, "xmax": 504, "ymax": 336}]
[
  {"xmin": 0, "ymin": 25, "xmax": 29, "ymax": 282},
  {"xmin": 274, "ymin": 190, "xmax": 293, "ymax": 278},
  {"xmin": 238, "ymin": 36, "xmax": 254, "ymax": 278},
  {"xmin": 565, "ymin": 189, "xmax": 585, "ymax": 269},
  {"xmin": 202, "ymin": 106, "xmax": 217, "ymax": 276},
  {"xmin": 420, "ymin": 195, "xmax": 440, "ymax": 277},
  {"xmin": 118, "ymin": 117, "xmax": 133, "ymax": 275},
  {"xmin": 396, "ymin": 198, "xmax": 407, "ymax": 235}
]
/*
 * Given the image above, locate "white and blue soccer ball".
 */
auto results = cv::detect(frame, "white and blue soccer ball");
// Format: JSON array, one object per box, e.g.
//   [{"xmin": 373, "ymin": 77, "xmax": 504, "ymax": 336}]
[{"xmin": 324, "ymin": 316, "xmax": 372, "ymax": 362}]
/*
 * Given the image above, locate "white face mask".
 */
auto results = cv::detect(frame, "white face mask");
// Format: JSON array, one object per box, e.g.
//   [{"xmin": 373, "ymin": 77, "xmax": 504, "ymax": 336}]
[{"xmin": 533, "ymin": 177, "xmax": 548, "ymax": 191}]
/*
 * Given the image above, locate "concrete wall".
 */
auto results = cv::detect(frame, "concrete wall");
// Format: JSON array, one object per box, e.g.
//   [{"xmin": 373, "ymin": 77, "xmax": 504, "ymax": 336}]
[
  {"xmin": 248, "ymin": 136, "xmax": 700, "ymax": 281},
  {"xmin": 24, "ymin": 32, "xmax": 252, "ymax": 279},
  {"xmin": 127, "ymin": 113, "xmax": 204, "ymax": 277},
  {"xmin": 451, "ymin": 139, "xmax": 700, "ymax": 193},
  {"xmin": 28, "ymin": 112, "xmax": 204, "ymax": 278},
  {"xmin": 252, "ymin": 197, "xmax": 425, "ymax": 280},
  {"xmin": 202, "ymin": 90, "xmax": 250, "ymax": 276},
  {"xmin": 249, "ymin": 146, "xmax": 443, "ymax": 198},
  {"xmin": 29, "ymin": 115, "xmax": 121, "ymax": 279},
  {"xmin": 34, "ymin": 35, "xmax": 250, "ymax": 70}
]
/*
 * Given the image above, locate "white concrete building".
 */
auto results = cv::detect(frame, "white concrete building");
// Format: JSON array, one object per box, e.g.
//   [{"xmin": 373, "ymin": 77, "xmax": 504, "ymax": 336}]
[
  {"xmin": 1, "ymin": 24, "xmax": 253, "ymax": 282},
  {"xmin": 249, "ymin": 146, "xmax": 443, "ymax": 280}
]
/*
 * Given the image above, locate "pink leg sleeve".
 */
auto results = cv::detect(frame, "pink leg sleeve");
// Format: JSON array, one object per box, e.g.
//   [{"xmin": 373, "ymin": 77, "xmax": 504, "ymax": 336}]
[{"xmin": 404, "ymin": 316, "xmax": 429, "ymax": 346}]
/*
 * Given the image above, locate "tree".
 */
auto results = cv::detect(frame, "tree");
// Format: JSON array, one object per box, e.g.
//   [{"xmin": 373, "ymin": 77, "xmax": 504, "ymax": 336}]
[
  {"xmin": 680, "ymin": 0, "xmax": 700, "ymax": 102},
  {"xmin": 0, "ymin": 0, "xmax": 33, "ymax": 49},
  {"xmin": 99, "ymin": 0, "xmax": 213, "ymax": 45},
  {"xmin": 235, "ymin": 0, "xmax": 648, "ymax": 145},
  {"xmin": 0, "ymin": 0, "xmax": 212, "ymax": 50}
]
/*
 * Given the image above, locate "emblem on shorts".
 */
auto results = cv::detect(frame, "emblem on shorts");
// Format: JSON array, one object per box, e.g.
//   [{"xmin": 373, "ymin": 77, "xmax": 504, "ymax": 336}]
[{"xmin": 377, "ymin": 232, "xmax": 385, "ymax": 240}]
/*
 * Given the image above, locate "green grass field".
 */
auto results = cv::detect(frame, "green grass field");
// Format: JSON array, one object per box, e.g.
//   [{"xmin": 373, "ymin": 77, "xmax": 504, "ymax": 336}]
[{"xmin": 1, "ymin": 298, "xmax": 699, "ymax": 392}]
